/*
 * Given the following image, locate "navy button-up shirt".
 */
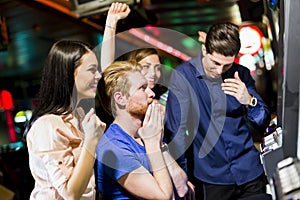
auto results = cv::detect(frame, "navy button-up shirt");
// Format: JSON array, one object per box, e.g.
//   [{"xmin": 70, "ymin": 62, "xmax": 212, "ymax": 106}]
[{"xmin": 165, "ymin": 53, "xmax": 270, "ymax": 185}]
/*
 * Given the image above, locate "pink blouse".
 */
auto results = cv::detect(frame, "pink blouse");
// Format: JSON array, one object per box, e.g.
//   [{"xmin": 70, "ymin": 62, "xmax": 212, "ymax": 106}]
[{"xmin": 26, "ymin": 114, "xmax": 96, "ymax": 200}]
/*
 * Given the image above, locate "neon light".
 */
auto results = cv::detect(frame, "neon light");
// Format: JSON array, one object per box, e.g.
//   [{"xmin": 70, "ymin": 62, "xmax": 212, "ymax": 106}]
[
  {"xmin": 129, "ymin": 28, "xmax": 191, "ymax": 61},
  {"xmin": 0, "ymin": 90, "xmax": 13, "ymax": 110},
  {"xmin": 6, "ymin": 110, "xmax": 17, "ymax": 142}
]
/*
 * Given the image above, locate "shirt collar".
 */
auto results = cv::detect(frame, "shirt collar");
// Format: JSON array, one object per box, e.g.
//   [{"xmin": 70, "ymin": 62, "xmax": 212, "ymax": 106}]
[
  {"xmin": 190, "ymin": 51, "xmax": 239, "ymax": 80},
  {"xmin": 190, "ymin": 50, "xmax": 206, "ymax": 78}
]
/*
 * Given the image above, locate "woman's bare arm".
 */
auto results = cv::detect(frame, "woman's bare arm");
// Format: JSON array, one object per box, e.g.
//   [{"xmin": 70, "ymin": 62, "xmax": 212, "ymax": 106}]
[{"xmin": 101, "ymin": 2, "xmax": 130, "ymax": 70}]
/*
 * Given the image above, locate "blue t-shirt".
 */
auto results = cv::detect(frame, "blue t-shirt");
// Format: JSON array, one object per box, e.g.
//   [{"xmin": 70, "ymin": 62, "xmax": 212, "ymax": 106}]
[{"xmin": 96, "ymin": 123, "xmax": 151, "ymax": 199}]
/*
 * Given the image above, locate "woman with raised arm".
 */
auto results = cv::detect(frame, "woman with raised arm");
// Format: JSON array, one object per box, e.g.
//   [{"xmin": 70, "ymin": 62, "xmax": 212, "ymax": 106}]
[{"xmin": 101, "ymin": 3, "xmax": 166, "ymax": 97}]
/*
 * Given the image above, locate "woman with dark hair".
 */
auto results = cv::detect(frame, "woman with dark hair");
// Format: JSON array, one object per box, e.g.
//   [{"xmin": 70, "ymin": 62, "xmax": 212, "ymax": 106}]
[
  {"xmin": 24, "ymin": 40, "xmax": 106, "ymax": 199},
  {"xmin": 127, "ymin": 48, "xmax": 162, "ymax": 89},
  {"xmin": 126, "ymin": 48, "xmax": 168, "ymax": 101}
]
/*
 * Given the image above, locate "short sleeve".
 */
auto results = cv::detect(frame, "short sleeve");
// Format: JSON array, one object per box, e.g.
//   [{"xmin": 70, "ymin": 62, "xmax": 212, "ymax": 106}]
[{"xmin": 97, "ymin": 135, "xmax": 144, "ymax": 181}]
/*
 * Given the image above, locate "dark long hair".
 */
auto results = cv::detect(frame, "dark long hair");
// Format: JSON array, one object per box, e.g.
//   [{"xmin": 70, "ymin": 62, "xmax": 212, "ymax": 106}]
[{"xmin": 24, "ymin": 40, "xmax": 91, "ymax": 136}]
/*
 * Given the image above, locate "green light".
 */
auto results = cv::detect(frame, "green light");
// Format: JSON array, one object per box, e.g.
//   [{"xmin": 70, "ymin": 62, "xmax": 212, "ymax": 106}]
[
  {"xmin": 163, "ymin": 59, "xmax": 173, "ymax": 71},
  {"xmin": 182, "ymin": 38, "xmax": 196, "ymax": 49}
]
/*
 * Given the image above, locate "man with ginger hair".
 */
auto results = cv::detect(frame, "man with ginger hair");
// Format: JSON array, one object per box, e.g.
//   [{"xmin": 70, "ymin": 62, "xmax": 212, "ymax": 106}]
[{"xmin": 96, "ymin": 61, "xmax": 193, "ymax": 199}]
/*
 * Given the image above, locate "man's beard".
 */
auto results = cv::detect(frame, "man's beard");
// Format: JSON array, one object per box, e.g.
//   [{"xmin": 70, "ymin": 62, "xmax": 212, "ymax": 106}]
[{"xmin": 127, "ymin": 98, "xmax": 153, "ymax": 119}]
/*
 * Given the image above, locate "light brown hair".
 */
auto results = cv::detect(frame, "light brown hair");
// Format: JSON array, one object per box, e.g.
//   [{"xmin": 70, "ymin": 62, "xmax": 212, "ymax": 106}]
[{"xmin": 98, "ymin": 61, "xmax": 142, "ymax": 116}]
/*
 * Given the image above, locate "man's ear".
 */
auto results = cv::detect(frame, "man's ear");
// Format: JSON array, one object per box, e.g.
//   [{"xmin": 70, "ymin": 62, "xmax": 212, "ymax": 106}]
[
  {"xmin": 202, "ymin": 45, "xmax": 207, "ymax": 56},
  {"xmin": 114, "ymin": 92, "xmax": 126, "ymax": 106}
]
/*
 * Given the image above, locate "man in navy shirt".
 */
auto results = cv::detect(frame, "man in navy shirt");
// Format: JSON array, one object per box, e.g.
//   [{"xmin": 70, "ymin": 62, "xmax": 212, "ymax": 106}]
[{"xmin": 165, "ymin": 22, "xmax": 271, "ymax": 200}]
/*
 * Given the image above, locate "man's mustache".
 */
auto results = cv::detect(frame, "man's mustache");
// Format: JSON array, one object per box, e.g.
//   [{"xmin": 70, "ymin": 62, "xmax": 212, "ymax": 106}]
[{"xmin": 147, "ymin": 99, "xmax": 153, "ymax": 105}]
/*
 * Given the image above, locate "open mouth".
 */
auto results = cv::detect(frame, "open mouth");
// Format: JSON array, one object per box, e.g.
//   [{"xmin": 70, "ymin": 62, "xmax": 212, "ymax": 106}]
[{"xmin": 147, "ymin": 78, "xmax": 156, "ymax": 83}]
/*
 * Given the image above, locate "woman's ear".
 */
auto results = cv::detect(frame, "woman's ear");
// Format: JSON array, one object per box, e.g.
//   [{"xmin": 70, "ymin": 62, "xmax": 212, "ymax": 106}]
[{"xmin": 114, "ymin": 92, "xmax": 126, "ymax": 106}]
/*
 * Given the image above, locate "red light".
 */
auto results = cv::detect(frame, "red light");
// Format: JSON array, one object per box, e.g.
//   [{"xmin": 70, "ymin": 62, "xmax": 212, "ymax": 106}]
[
  {"xmin": 0, "ymin": 90, "xmax": 16, "ymax": 142},
  {"xmin": 6, "ymin": 110, "xmax": 17, "ymax": 142},
  {"xmin": 129, "ymin": 28, "xmax": 192, "ymax": 61},
  {"xmin": 0, "ymin": 95, "xmax": 2, "ymax": 109},
  {"xmin": 0, "ymin": 90, "xmax": 13, "ymax": 110}
]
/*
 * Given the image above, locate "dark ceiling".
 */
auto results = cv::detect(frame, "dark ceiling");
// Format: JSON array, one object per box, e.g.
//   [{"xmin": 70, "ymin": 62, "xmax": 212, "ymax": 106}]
[{"xmin": 0, "ymin": 0, "xmax": 266, "ymax": 101}]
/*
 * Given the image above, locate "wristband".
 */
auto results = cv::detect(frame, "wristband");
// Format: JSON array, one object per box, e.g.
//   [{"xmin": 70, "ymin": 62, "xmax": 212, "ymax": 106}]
[{"xmin": 105, "ymin": 24, "xmax": 115, "ymax": 30}]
